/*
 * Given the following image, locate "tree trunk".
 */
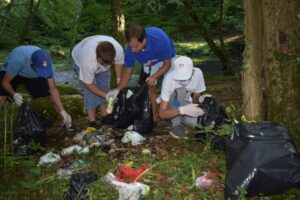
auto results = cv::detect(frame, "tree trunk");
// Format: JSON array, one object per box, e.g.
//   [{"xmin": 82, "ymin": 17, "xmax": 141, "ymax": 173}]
[
  {"xmin": 111, "ymin": 0, "xmax": 125, "ymax": 47},
  {"xmin": 183, "ymin": 0, "xmax": 232, "ymax": 73},
  {"xmin": 243, "ymin": 0, "xmax": 300, "ymax": 139},
  {"xmin": 110, "ymin": 0, "xmax": 125, "ymax": 87},
  {"xmin": 18, "ymin": 0, "xmax": 41, "ymax": 44}
]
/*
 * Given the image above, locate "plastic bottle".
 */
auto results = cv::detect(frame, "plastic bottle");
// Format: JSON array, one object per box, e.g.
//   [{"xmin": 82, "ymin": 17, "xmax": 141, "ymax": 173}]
[{"xmin": 106, "ymin": 96, "xmax": 114, "ymax": 114}]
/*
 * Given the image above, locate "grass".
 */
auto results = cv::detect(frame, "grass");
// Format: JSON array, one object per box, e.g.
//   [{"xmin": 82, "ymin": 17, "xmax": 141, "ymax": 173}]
[{"xmin": 1, "ymin": 97, "xmax": 300, "ymax": 199}]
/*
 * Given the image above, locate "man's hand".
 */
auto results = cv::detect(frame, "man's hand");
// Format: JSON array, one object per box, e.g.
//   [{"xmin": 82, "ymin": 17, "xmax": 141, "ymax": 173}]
[
  {"xmin": 199, "ymin": 94, "xmax": 212, "ymax": 104},
  {"xmin": 106, "ymin": 89, "xmax": 119, "ymax": 101},
  {"xmin": 13, "ymin": 93, "xmax": 23, "ymax": 106},
  {"xmin": 178, "ymin": 104, "xmax": 204, "ymax": 117},
  {"xmin": 146, "ymin": 76, "xmax": 156, "ymax": 86},
  {"xmin": 60, "ymin": 110, "xmax": 72, "ymax": 128}
]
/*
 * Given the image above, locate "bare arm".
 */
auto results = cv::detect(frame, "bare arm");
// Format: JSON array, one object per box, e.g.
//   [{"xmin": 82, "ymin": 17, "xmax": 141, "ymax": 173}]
[
  {"xmin": 114, "ymin": 63, "xmax": 123, "ymax": 84},
  {"xmin": 47, "ymin": 78, "xmax": 65, "ymax": 113},
  {"xmin": 116, "ymin": 67, "xmax": 133, "ymax": 91},
  {"xmin": 159, "ymin": 100, "xmax": 181, "ymax": 119},
  {"xmin": 2, "ymin": 72, "xmax": 16, "ymax": 96},
  {"xmin": 84, "ymin": 82, "xmax": 107, "ymax": 98},
  {"xmin": 192, "ymin": 92, "xmax": 202, "ymax": 103},
  {"xmin": 147, "ymin": 59, "xmax": 171, "ymax": 86}
]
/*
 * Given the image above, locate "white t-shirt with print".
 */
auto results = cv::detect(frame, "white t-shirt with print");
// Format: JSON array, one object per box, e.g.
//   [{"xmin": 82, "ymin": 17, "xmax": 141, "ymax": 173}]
[
  {"xmin": 160, "ymin": 68, "xmax": 206, "ymax": 102},
  {"xmin": 72, "ymin": 35, "xmax": 124, "ymax": 84}
]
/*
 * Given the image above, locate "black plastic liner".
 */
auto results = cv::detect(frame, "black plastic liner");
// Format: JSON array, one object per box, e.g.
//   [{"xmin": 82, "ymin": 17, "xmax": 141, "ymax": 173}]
[
  {"xmin": 13, "ymin": 102, "xmax": 51, "ymax": 155},
  {"xmin": 225, "ymin": 121, "xmax": 300, "ymax": 199}
]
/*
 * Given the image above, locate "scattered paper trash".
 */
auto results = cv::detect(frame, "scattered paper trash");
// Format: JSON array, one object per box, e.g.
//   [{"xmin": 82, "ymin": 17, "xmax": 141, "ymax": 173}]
[
  {"xmin": 195, "ymin": 171, "xmax": 217, "ymax": 189},
  {"xmin": 82, "ymin": 131, "xmax": 115, "ymax": 147},
  {"xmin": 141, "ymin": 148, "xmax": 151, "ymax": 155},
  {"xmin": 102, "ymin": 172, "xmax": 150, "ymax": 200},
  {"xmin": 121, "ymin": 131, "xmax": 145, "ymax": 146},
  {"xmin": 37, "ymin": 152, "xmax": 61, "ymax": 166},
  {"xmin": 61, "ymin": 145, "xmax": 89, "ymax": 156},
  {"xmin": 56, "ymin": 168, "xmax": 73, "ymax": 179}
]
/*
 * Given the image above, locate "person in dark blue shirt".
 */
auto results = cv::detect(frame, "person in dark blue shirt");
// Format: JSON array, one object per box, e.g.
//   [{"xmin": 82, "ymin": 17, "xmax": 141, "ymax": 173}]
[{"xmin": 107, "ymin": 25, "xmax": 176, "ymax": 122}]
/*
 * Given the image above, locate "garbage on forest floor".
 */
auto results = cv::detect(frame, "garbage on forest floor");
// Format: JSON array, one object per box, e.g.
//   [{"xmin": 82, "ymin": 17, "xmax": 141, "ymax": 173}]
[
  {"xmin": 65, "ymin": 171, "xmax": 97, "ymax": 200},
  {"xmin": 61, "ymin": 145, "xmax": 89, "ymax": 156},
  {"xmin": 102, "ymin": 172, "xmax": 150, "ymax": 200},
  {"xmin": 195, "ymin": 171, "xmax": 218, "ymax": 189},
  {"xmin": 37, "ymin": 152, "xmax": 61, "ymax": 166},
  {"xmin": 73, "ymin": 128, "xmax": 115, "ymax": 148},
  {"xmin": 56, "ymin": 168, "xmax": 73, "ymax": 179},
  {"xmin": 121, "ymin": 131, "xmax": 145, "ymax": 146},
  {"xmin": 115, "ymin": 165, "xmax": 150, "ymax": 183}
]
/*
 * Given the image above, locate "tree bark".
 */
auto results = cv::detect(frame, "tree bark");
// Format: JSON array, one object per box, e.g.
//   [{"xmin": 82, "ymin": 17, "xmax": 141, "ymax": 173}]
[
  {"xmin": 111, "ymin": 0, "xmax": 125, "ymax": 47},
  {"xmin": 18, "ymin": 0, "xmax": 41, "ymax": 44},
  {"xmin": 183, "ymin": 0, "xmax": 232, "ymax": 73},
  {"xmin": 243, "ymin": 0, "xmax": 300, "ymax": 138}
]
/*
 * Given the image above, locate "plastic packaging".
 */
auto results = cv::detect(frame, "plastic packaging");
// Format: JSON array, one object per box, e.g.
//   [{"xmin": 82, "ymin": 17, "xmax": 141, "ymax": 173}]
[
  {"xmin": 195, "ymin": 172, "xmax": 215, "ymax": 189},
  {"xmin": 102, "ymin": 172, "xmax": 150, "ymax": 200},
  {"xmin": 121, "ymin": 131, "xmax": 145, "ymax": 146},
  {"xmin": 37, "ymin": 152, "xmax": 61, "ymax": 166},
  {"xmin": 61, "ymin": 145, "xmax": 89, "ymax": 156},
  {"xmin": 57, "ymin": 168, "xmax": 73, "ymax": 179},
  {"xmin": 106, "ymin": 96, "xmax": 114, "ymax": 114}
]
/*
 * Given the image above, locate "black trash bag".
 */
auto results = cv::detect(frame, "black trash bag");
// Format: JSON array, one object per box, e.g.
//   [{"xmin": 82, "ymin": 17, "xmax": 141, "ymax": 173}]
[
  {"xmin": 113, "ymin": 84, "xmax": 149, "ymax": 129},
  {"xmin": 133, "ymin": 85, "xmax": 154, "ymax": 135},
  {"xmin": 225, "ymin": 121, "xmax": 300, "ymax": 199},
  {"xmin": 197, "ymin": 96, "xmax": 227, "ymax": 129},
  {"xmin": 13, "ymin": 102, "xmax": 51, "ymax": 155},
  {"xmin": 194, "ymin": 132, "xmax": 228, "ymax": 150},
  {"xmin": 65, "ymin": 171, "xmax": 97, "ymax": 200}
]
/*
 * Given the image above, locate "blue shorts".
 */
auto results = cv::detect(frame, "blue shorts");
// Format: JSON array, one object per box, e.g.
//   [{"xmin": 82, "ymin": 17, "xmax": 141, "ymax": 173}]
[{"xmin": 73, "ymin": 64, "xmax": 110, "ymax": 110}]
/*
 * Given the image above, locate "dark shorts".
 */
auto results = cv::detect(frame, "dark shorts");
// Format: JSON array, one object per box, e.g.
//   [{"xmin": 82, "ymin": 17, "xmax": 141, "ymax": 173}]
[{"xmin": 0, "ymin": 71, "xmax": 50, "ymax": 99}]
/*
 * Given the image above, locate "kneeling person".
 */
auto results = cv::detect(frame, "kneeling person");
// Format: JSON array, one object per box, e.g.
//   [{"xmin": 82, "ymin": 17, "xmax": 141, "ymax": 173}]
[{"xmin": 159, "ymin": 56, "xmax": 209, "ymax": 139}]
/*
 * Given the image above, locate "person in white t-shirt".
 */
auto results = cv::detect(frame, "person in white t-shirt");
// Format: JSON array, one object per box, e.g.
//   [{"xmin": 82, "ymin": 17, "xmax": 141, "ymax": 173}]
[
  {"xmin": 159, "ymin": 56, "xmax": 210, "ymax": 138},
  {"xmin": 72, "ymin": 35, "xmax": 124, "ymax": 127}
]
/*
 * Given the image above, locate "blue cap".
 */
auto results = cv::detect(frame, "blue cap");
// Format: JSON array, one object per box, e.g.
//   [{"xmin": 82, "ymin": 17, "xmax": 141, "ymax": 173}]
[{"xmin": 31, "ymin": 49, "xmax": 53, "ymax": 78}]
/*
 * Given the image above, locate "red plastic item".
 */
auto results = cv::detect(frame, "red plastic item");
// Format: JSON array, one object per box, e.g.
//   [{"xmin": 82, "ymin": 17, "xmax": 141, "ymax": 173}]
[{"xmin": 115, "ymin": 165, "xmax": 150, "ymax": 183}]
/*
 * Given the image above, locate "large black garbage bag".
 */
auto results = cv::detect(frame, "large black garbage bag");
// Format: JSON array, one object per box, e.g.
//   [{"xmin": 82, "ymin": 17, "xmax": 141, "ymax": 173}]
[
  {"xmin": 197, "ymin": 96, "xmax": 227, "ymax": 129},
  {"xmin": 225, "ymin": 121, "xmax": 300, "ymax": 199},
  {"xmin": 113, "ymin": 84, "xmax": 153, "ymax": 135},
  {"xmin": 65, "ymin": 172, "xmax": 97, "ymax": 200},
  {"xmin": 133, "ymin": 85, "xmax": 154, "ymax": 135},
  {"xmin": 13, "ymin": 102, "xmax": 51, "ymax": 155}
]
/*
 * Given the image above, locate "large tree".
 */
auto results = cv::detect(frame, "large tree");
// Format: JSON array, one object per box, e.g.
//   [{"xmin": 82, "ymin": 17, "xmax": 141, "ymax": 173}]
[{"xmin": 242, "ymin": 0, "xmax": 300, "ymax": 139}]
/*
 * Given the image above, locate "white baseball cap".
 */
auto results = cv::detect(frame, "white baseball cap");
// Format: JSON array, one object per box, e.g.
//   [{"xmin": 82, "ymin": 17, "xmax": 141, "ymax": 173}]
[{"xmin": 171, "ymin": 56, "xmax": 193, "ymax": 80}]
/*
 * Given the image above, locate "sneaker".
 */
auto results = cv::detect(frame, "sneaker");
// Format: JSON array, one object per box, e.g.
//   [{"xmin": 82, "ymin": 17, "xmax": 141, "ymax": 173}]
[
  {"xmin": 89, "ymin": 121, "xmax": 99, "ymax": 129},
  {"xmin": 100, "ymin": 115, "xmax": 114, "ymax": 125},
  {"xmin": 169, "ymin": 125, "xmax": 188, "ymax": 139}
]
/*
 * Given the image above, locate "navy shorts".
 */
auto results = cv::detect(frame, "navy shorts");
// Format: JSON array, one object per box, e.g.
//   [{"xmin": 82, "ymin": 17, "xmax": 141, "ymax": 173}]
[{"xmin": 0, "ymin": 71, "xmax": 50, "ymax": 99}]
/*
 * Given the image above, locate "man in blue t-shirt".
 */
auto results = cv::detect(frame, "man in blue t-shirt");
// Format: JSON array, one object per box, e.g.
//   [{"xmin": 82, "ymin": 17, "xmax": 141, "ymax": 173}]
[
  {"xmin": 0, "ymin": 45, "xmax": 72, "ymax": 128},
  {"xmin": 107, "ymin": 25, "xmax": 176, "ymax": 122}
]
